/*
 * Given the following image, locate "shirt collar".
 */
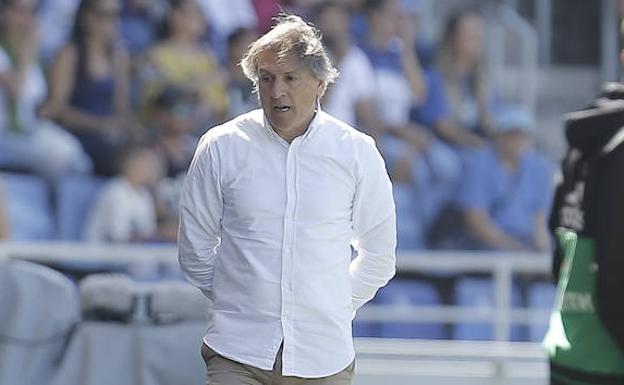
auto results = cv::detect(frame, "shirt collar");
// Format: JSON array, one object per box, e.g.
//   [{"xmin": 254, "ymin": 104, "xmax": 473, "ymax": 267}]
[{"xmin": 261, "ymin": 100, "xmax": 323, "ymax": 145}]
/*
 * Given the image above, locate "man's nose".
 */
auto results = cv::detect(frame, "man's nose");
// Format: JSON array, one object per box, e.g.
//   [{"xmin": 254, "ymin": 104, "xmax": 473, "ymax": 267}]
[{"xmin": 270, "ymin": 78, "xmax": 286, "ymax": 99}]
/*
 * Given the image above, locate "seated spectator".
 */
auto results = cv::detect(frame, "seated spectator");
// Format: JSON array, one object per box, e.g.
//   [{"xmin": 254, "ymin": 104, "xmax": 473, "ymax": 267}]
[
  {"xmin": 433, "ymin": 8, "xmax": 496, "ymax": 148},
  {"xmin": 0, "ymin": 181, "xmax": 8, "ymax": 240},
  {"xmin": 144, "ymin": 86, "xmax": 200, "ymax": 243},
  {"xmin": 146, "ymin": 86, "xmax": 198, "ymax": 178},
  {"xmin": 313, "ymin": 1, "xmax": 379, "ymax": 137},
  {"xmin": 120, "ymin": 0, "xmax": 161, "ymax": 59},
  {"xmin": 455, "ymin": 106, "xmax": 553, "ymax": 252},
  {"xmin": 141, "ymin": 0, "xmax": 229, "ymax": 129},
  {"xmin": 226, "ymin": 27, "xmax": 259, "ymax": 117},
  {"xmin": 40, "ymin": 0, "xmax": 142, "ymax": 177},
  {"xmin": 196, "ymin": 0, "xmax": 257, "ymax": 50},
  {"xmin": 84, "ymin": 144, "xmax": 166, "ymax": 243},
  {"xmin": 0, "ymin": 0, "xmax": 91, "ymax": 178},
  {"xmin": 37, "ymin": 0, "xmax": 80, "ymax": 66},
  {"xmin": 361, "ymin": 0, "xmax": 460, "ymax": 249},
  {"xmin": 251, "ymin": 0, "xmax": 280, "ymax": 33}
]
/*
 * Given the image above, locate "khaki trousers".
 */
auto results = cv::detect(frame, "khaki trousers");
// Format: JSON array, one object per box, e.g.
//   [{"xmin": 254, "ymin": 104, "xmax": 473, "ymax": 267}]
[{"xmin": 201, "ymin": 343, "xmax": 355, "ymax": 385}]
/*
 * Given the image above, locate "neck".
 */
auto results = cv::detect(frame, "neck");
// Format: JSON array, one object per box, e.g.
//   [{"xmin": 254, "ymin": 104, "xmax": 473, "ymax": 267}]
[
  {"xmin": 86, "ymin": 35, "xmax": 110, "ymax": 52},
  {"xmin": 274, "ymin": 109, "xmax": 317, "ymax": 143},
  {"xmin": 498, "ymin": 151, "xmax": 519, "ymax": 171},
  {"xmin": 370, "ymin": 30, "xmax": 391, "ymax": 50},
  {"xmin": 454, "ymin": 55, "xmax": 476, "ymax": 77}
]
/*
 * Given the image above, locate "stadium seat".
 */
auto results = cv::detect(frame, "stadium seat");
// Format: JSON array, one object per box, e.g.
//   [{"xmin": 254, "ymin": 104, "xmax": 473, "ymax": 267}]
[
  {"xmin": 55, "ymin": 175, "xmax": 105, "ymax": 240},
  {"xmin": 527, "ymin": 281, "xmax": 556, "ymax": 342},
  {"xmin": 452, "ymin": 277, "xmax": 525, "ymax": 341},
  {"xmin": 353, "ymin": 299, "xmax": 382, "ymax": 338},
  {"xmin": 375, "ymin": 279, "xmax": 445, "ymax": 339},
  {"xmin": 1, "ymin": 172, "xmax": 54, "ymax": 240},
  {"xmin": 0, "ymin": 260, "xmax": 80, "ymax": 385}
]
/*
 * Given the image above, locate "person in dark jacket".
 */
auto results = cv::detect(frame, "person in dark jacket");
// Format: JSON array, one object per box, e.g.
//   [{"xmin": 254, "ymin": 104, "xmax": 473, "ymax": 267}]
[{"xmin": 545, "ymin": 78, "xmax": 624, "ymax": 384}]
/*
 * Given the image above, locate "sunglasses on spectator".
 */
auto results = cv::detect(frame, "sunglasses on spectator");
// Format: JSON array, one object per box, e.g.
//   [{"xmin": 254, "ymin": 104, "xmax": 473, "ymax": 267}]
[{"xmin": 171, "ymin": 103, "xmax": 196, "ymax": 118}]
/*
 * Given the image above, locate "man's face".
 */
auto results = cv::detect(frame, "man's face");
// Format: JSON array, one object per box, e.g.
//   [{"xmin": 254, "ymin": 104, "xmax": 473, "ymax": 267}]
[
  {"xmin": 317, "ymin": 6, "xmax": 350, "ymax": 45},
  {"xmin": 256, "ymin": 51, "xmax": 322, "ymax": 142},
  {"xmin": 495, "ymin": 130, "xmax": 529, "ymax": 161}
]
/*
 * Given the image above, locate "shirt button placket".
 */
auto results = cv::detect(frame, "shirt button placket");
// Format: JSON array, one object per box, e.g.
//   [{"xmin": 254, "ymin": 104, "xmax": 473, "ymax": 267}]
[{"xmin": 280, "ymin": 139, "xmax": 299, "ymax": 373}]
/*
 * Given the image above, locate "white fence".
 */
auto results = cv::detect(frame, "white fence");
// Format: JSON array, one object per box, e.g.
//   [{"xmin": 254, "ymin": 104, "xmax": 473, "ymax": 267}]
[
  {"xmin": 0, "ymin": 242, "xmax": 553, "ymax": 341},
  {"xmin": 0, "ymin": 242, "xmax": 552, "ymax": 384}
]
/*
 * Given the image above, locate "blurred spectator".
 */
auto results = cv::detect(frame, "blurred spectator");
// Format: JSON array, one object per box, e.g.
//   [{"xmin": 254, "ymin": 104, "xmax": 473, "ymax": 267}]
[
  {"xmin": 141, "ymin": 0, "xmax": 229, "ymax": 129},
  {"xmin": 456, "ymin": 106, "xmax": 553, "ymax": 252},
  {"xmin": 84, "ymin": 144, "xmax": 166, "ymax": 243},
  {"xmin": 0, "ymin": 181, "xmax": 8, "ymax": 240},
  {"xmin": 0, "ymin": 0, "xmax": 92, "ymax": 178},
  {"xmin": 196, "ymin": 0, "xmax": 257, "ymax": 45},
  {"xmin": 146, "ymin": 86, "xmax": 198, "ymax": 178},
  {"xmin": 250, "ymin": 0, "xmax": 279, "ymax": 33},
  {"xmin": 313, "ymin": 1, "xmax": 379, "ymax": 136},
  {"xmin": 40, "ymin": 0, "xmax": 142, "ymax": 177},
  {"xmin": 226, "ymin": 27, "xmax": 259, "ymax": 117},
  {"xmin": 361, "ymin": 0, "xmax": 460, "ymax": 249},
  {"xmin": 120, "ymin": 0, "xmax": 162, "ymax": 58},
  {"xmin": 37, "ymin": 0, "xmax": 80, "ymax": 65},
  {"xmin": 434, "ymin": 8, "xmax": 495, "ymax": 148},
  {"xmin": 145, "ymin": 86, "xmax": 200, "ymax": 244}
]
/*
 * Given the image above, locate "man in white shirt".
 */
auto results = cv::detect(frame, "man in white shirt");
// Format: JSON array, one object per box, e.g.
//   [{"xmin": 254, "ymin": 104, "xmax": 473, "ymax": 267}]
[{"xmin": 178, "ymin": 14, "xmax": 396, "ymax": 385}]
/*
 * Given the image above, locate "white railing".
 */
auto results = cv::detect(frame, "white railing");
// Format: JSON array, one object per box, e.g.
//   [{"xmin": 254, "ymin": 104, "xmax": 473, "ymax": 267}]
[
  {"xmin": 354, "ymin": 338, "xmax": 547, "ymax": 385},
  {"xmin": 0, "ymin": 242, "xmax": 553, "ymax": 342}
]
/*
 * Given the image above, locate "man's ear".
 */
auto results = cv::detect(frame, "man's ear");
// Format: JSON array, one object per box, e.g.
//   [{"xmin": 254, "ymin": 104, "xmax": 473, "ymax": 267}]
[{"xmin": 317, "ymin": 80, "xmax": 327, "ymax": 98}]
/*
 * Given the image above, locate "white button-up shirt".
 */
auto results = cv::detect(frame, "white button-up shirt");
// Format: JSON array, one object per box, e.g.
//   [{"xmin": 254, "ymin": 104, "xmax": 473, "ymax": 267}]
[{"xmin": 178, "ymin": 108, "xmax": 396, "ymax": 378}]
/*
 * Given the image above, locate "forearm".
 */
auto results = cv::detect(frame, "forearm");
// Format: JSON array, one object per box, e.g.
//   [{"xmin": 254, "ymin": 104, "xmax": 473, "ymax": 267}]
[
  {"xmin": 465, "ymin": 211, "xmax": 525, "ymax": 251},
  {"xmin": 350, "ymin": 137, "xmax": 397, "ymax": 311},
  {"xmin": 0, "ymin": 64, "xmax": 29, "ymax": 101},
  {"xmin": 56, "ymin": 106, "xmax": 110, "ymax": 133},
  {"xmin": 350, "ymin": 217, "xmax": 396, "ymax": 310},
  {"xmin": 437, "ymin": 120, "xmax": 484, "ymax": 147},
  {"xmin": 401, "ymin": 49, "xmax": 426, "ymax": 103},
  {"xmin": 533, "ymin": 214, "xmax": 551, "ymax": 252},
  {"xmin": 177, "ymin": 226, "xmax": 219, "ymax": 292}
]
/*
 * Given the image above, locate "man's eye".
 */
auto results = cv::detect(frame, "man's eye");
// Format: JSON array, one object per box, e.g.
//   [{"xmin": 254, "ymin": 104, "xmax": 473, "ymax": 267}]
[
  {"xmin": 260, "ymin": 76, "xmax": 271, "ymax": 82},
  {"xmin": 286, "ymin": 75, "xmax": 297, "ymax": 81}
]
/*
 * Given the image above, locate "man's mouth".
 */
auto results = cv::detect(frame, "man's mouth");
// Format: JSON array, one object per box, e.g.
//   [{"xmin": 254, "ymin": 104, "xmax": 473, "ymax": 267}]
[{"xmin": 273, "ymin": 105, "xmax": 291, "ymax": 112}]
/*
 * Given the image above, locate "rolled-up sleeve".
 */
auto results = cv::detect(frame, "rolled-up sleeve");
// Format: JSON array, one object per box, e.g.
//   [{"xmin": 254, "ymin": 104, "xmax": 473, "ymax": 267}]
[
  {"xmin": 178, "ymin": 133, "xmax": 223, "ymax": 295},
  {"xmin": 350, "ymin": 136, "xmax": 397, "ymax": 311}
]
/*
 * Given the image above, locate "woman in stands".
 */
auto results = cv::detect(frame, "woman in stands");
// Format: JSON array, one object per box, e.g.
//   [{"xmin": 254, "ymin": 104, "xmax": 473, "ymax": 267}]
[
  {"xmin": 0, "ymin": 0, "xmax": 91, "ymax": 178},
  {"xmin": 40, "ymin": 0, "xmax": 143, "ymax": 176},
  {"xmin": 140, "ymin": 0, "xmax": 229, "ymax": 129},
  {"xmin": 434, "ymin": 8, "xmax": 495, "ymax": 148}
]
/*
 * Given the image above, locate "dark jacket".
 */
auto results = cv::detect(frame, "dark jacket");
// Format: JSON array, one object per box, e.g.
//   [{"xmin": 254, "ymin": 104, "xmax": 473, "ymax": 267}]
[{"xmin": 550, "ymin": 83, "xmax": 624, "ymax": 354}]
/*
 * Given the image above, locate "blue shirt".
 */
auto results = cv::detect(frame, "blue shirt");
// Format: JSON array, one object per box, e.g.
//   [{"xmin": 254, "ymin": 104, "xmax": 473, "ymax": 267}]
[
  {"xmin": 410, "ymin": 68, "xmax": 449, "ymax": 128},
  {"xmin": 456, "ymin": 145, "xmax": 553, "ymax": 245}
]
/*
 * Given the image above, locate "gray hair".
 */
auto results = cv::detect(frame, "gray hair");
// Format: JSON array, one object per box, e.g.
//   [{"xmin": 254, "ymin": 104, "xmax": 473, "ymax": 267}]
[{"xmin": 240, "ymin": 14, "xmax": 339, "ymax": 96}]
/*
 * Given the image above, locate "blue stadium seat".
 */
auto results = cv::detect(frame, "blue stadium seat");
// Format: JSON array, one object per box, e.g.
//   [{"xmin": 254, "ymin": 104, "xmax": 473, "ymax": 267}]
[
  {"xmin": 1, "ymin": 172, "xmax": 54, "ymax": 240},
  {"xmin": 527, "ymin": 281, "xmax": 556, "ymax": 342},
  {"xmin": 353, "ymin": 299, "xmax": 381, "ymax": 338},
  {"xmin": 55, "ymin": 175, "xmax": 105, "ymax": 240},
  {"xmin": 375, "ymin": 279, "xmax": 445, "ymax": 339},
  {"xmin": 452, "ymin": 277, "xmax": 525, "ymax": 341}
]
